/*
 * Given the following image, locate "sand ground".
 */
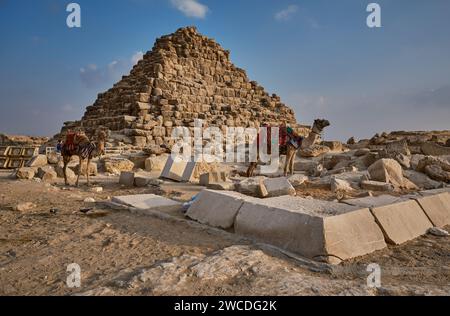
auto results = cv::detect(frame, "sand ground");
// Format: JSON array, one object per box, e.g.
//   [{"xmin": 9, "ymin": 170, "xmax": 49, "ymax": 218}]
[{"xmin": 0, "ymin": 171, "xmax": 449, "ymax": 296}]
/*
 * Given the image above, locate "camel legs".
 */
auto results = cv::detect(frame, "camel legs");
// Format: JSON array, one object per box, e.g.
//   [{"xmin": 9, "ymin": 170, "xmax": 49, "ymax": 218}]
[
  {"xmin": 86, "ymin": 158, "xmax": 91, "ymax": 186},
  {"xmin": 285, "ymin": 146, "xmax": 297, "ymax": 176},
  {"xmin": 76, "ymin": 156, "xmax": 83, "ymax": 187},
  {"xmin": 63, "ymin": 156, "xmax": 70, "ymax": 186},
  {"xmin": 246, "ymin": 162, "xmax": 258, "ymax": 178}
]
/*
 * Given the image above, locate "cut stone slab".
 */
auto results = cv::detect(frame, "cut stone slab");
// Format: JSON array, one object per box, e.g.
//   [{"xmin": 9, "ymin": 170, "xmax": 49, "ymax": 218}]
[
  {"xmin": 160, "ymin": 156, "xmax": 197, "ymax": 182},
  {"xmin": 235, "ymin": 197, "xmax": 386, "ymax": 264},
  {"xmin": 199, "ymin": 171, "xmax": 228, "ymax": 186},
  {"xmin": 343, "ymin": 195, "xmax": 411, "ymax": 208},
  {"xmin": 112, "ymin": 194, "xmax": 181, "ymax": 213},
  {"xmin": 119, "ymin": 172, "xmax": 135, "ymax": 187},
  {"xmin": 415, "ymin": 193, "xmax": 450, "ymax": 228},
  {"xmin": 186, "ymin": 190, "xmax": 252, "ymax": 229},
  {"xmin": 261, "ymin": 177, "xmax": 295, "ymax": 198},
  {"xmin": 371, "ymin": 200, "xmax": 433, "ymax": 245}
]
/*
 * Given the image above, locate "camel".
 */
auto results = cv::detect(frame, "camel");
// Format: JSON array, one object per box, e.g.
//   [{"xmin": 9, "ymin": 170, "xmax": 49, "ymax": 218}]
[
  {"xmin": 246, "ymin": 119, "xmax": 330, "ymax": 177},
  {"xmin": 61, "ymin": 130, "xmax": 106, "ymax": 186}
]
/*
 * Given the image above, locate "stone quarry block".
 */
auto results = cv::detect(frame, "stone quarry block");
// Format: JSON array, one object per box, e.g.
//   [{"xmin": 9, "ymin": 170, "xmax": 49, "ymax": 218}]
[
  {"xmin": 234, "ymin": 197, "xmax": 386, "ymax": 264},
  {"xmin": 415, "ymin": 193, "xmax": 450, "ymax": 228},
  {"xmin": 199, "ymin": 171, "xmax": 228, "ymax": 186},
  {"xmin": 102, "ymin": 157, "xmax": 134, "ymax": 174},
  {"xmin": 119, "ymin": 172, "xmax": 135, "ymax": 187},
  {"xmin": 187, "ymin": 190, "xmax": 251, "ymax": 229},
  {"xmin": 160, "ymin": 156, "xmax": 188, "ymax": 182},
  {"xmin": 112, "ymin": 194, "xmax": 181, "ymax": 213},
  {"xmin": 368, "ymin": 159, "xmax": 405, "ymax": 188},
  {"xmin": 361, "ymin": 180, "xmax": 394, "ymax": 192},
  {"xmin": 145, "ymin": 154, "xmax": 169, "ymax": 172},
  {"xmin": 16, "ymin": 167, "xmax": 37, "ymax": 180},
  {"xmin": 27, "ymin": 154, "xmax": 48, "ymax": 168},
  {"xmin": 371, "ymin": 200, "xmax": 433, "ymax": 245},
  {"xmin": 134, "ymin": 175, "xmax": 151, "ymax": 187},
  {"xmin": 261, "ymin": 177, "xmax": 295, "ymax": 198}
]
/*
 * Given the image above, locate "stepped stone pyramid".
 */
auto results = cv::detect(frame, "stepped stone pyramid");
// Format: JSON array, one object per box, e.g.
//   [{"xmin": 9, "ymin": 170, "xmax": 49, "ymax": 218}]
[{"xmin": 61, "ymin": 27, "xmax": 299, "ymax": 151}]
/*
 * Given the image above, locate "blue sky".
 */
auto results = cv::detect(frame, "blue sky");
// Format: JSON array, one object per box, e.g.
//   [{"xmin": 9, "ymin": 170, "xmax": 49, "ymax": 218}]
[{"xmin": 0, "ymin": 0, "xmax": 449, "ymax": 140}]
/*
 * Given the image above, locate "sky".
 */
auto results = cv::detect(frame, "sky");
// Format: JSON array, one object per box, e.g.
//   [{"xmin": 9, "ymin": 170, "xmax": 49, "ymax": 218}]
[{"xmin": 0, "ymin": 0, "xmax": 449, "ymax": 141}]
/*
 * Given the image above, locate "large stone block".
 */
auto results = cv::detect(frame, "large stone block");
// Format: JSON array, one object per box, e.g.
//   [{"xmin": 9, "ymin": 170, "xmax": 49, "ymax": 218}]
[
  {"xmin": 119, "ymin": 172, "xmax": 135, "ymax": 187},
  {"xmin": 261, "ymin": 177, "xmax": 295, "ymax": 198},
  {"xmin": 186, "ymin": 190, "xmax": 251, "ymax": 229},
  {"xmin": 112, "ymin": 194, "xmax": 181, "ymax": 213},
  {"xmin": 371, "ymin": 200, "xmax": 433, "ymax": 245},
  {"xmin": 234, "ymin": 197, "xmax": 386, "ymax": 264},
  {"xmin": 415, "ymin": 193, "xmax": 450, "ymax": 228},
  {"xmin": 16, "ymin": 167, "xmax": 37, "ymax": 180},
  {"xmin": 27, "ymin": 154, "xmax": 48, "ymax": 168}
]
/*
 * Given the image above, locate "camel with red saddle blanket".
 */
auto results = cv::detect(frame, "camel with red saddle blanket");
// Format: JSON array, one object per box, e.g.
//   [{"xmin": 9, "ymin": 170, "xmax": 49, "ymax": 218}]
[
  {"xmin": 246, "ymin": 119, "xmax": 330, "ymax": 177},
  {"xmin": 61, "ymin": 130, "xmax": 106, "ymax": 186}
]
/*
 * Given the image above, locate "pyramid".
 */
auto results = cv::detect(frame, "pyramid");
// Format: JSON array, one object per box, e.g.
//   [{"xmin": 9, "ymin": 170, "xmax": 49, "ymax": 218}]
[{"xmin": 60, "ymin": 27, "xmax": 299, "ymax": 151}]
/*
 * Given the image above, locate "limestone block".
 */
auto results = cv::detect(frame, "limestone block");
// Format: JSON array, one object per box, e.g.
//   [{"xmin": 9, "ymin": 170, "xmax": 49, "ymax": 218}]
[
  {"xmin": 27, "ymin": 155, "xmax": 48, "ymax": 168},
  {"xmin": 16, "ymin": 167, "xmax": 37, "ymax": 180},
  {"xmin": 186, "ymin": 190, "xmax": 251, "ymax": 229},
  {"xmin": 119, "ymin": 172, "xmax": 135, "ymax": 187},
  {"xmin": 112, "ymin": 194, "xmax": 181, "ymax": 213},
  {"xmin": 415, "ymin": 193, "xmax": 450, "ymax": 228},
  {"xmin": 371, "ymin": 200, "xmax": 433, "ymax": 245},
  {"xmin": 261, "ymin": 177, "xmax": 295, "ymax": 198}
]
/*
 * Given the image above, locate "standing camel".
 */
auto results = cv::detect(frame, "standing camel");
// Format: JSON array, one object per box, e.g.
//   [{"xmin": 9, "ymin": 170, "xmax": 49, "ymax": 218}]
[
  {"xmin": 62, "ymin": 131, "xmax": 106, "ymax": 186},
  {"xmin": 246, "ymin": 119, "xmax": 330, "ymax": 177}
]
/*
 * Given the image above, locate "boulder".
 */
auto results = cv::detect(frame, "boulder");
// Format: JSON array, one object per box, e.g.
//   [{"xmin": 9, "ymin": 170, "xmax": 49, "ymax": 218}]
[
  {"xmin": 119, "ymin": 172, "xmax": 135, "ymax": 187},
  {"xmin": 288, "ymin": 174, "xmax": 308, "ymax": 187},
  {"xmin": 102, "ymin": 158, "xmax": 134, "ymax": 175},
  {"xmin": 424, "ymin": 165, "xmax": 450, "ymax": 183},
  {"xmin": 27, "ymin": 154, "xmax": 47, "ymax": 167},
  {"xmin": 361, "ymin": 180, "xmax": 394, "ymax": 192},
  {"xmin": 331, "ymin": 178, "xmax": 355, "ymax": 194},
  {"xmin": 300, "ymin": 145, "xmax": 331, "ymax": 158},
  {"xmin": 47, "ymin": 152, "xmax": 60, "ymax": 164},
  {"xmin": 134, "ymin": 175, "xmax": 151, "ymax": 187},
  {"xmin": 236, "ymin": 176, "xmax": 267, "ymax": 197},
  {"xmin": 37, "ymin": 166, "xmax": 57, "ymax": 183},
  {"xmin": 55, "ymin": 164, "xmax": 76, "ymax": 180},
  {"xmin": 16, "ymin": 167, "xmax": 36, "ymax": 180},
  {"xmin": 386, "ymin": 139, "xmax": 410, "ymax": 156},
  {"xmin": 368, "ymin": 159, "xmax": 405, "ymax": 188},
  {"xmin": 421, "ymin": 142, "xmax": 450, "ymax": 156},
  {"xmin": 354, "ymin": 148, "xmax": 371, "ymax": 157},
  {"xmin": 323, "ymin": 141, "xmax": 343, "ymax": 152},
  {"xmin": 403, "ymin": 170, "xmax": 441, "ymax": 190},
  {"xmin": 145, "ymin": 154, "xmax": 169, "ymax": 172},
  {"xmin": 14, "ymin": 202, "xmax": 36, "ymax": 212}
]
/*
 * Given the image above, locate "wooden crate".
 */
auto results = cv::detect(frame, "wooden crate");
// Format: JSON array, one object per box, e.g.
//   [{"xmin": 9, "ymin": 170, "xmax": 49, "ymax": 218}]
[
  {"xmin": 0, "ymin": 157, "xmax": 9, "ymax": 169},
  {"xmin": 22, "ymin": 147, "xmax": 39, "ymax": 158},
  {"xmin": 7, "ymin": 158, "xmax": 25, "ymax": 169},
  {"xmin": 0, "ymin": 146, "xmax": 10, "ymax": 156},
  {"xmin": 8, "ymin": 147, "xmax": 24, "ymax": 157}
]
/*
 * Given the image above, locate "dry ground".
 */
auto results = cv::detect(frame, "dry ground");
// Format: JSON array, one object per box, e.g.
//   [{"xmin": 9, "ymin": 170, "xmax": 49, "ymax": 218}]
[{"xmin": 0, "ymin": 171, "xmax": 449, "ymax": 296}]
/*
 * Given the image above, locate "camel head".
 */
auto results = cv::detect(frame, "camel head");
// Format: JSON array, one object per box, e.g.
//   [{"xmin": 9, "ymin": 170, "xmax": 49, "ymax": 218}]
[{"xmin": 312, "ymin": 119, "xmax": 330, "ymax": 134}]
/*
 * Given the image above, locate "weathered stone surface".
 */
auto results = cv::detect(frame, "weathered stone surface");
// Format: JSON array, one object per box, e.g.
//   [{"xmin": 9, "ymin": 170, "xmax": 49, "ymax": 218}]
[
  {"xmin": 37, "ymin": 166, "xmax": 57, "ymax": 183},
  {"xmin": 199, "ymin": 171, "xmax": 228, "ymax": 186},
  {"xmin": 16, "ymin": 167, "xmax": 36, "ymax": 180},
  {"xmin": 404, "ymin": 170, "xmax": 441, "ymax": 190},
  {"xmin": 288, "ymin": 174, "xmax": 308, "ymax": 187},
  {"xmin": 361, "ymin": 180, "xmax": 394, "ymax": 192},
  {"xmin": 27, "ymin": 155, "xmax": 47, "ymax": 167},
  {"xmin": 119, "ymin": 172, "xmax": 135, "ymax": 187},
  {"xmin": 14, "ymin": 202, "xmax": 36, "ymax": 212},
  {"xmin": 415, "ymin": 193, "xmax": 450, "ymax": 228},
  {"xmin": 261, "ymin": 177, "xmax": 295, "ymax": 198},
  {"xmin": 234, "ymin": 197, "xmax": 385, "ymax": 264},
  {"xmin": 207, "ymin": 182, "xmax": 236, "ymax": 191},
  {"xmin": 368, "ymin": 159, "xmax": 405, "ymax": 188},
  {"xmin": 112, "ymin": 194, "xmax": 181, "ymax": 213},
  {"xmin": 102, "ymin": 158, "xmax": 134, "ymax": 175},
  {"xmin": 421, "ymin": 142, "xmax": 450, "ymax": 156},
  {"xmin": 134, "ymin": 175, "xmax": 150, "ymax": 187},
  {"xmin": 300, "ymin": 145, "xmax": 331, "ymax": 158},
  {"xmin": 55, "ymin": 164, "xmax": 76, "ymax": 179},
  {"xmin": 160, "ymin": 156, "xmax": 188, "ymax": 182},
  {"xmin": 145, "ymin": 154, "xmax": 169, "ymax": 172},
  {"xmin": 186, "ymin": 190, "xmax": 250, "ymax": 229},
  {"xmin": 371, "ymin": 200, "xmax": 433, "ymax": 245},
  {"xmin": 236, "ymin": 176, "xmax": 266, "ymax": 196},
  {"xmin": 47, "ymin": 152, "xmax": 60, "ymax": 164}
]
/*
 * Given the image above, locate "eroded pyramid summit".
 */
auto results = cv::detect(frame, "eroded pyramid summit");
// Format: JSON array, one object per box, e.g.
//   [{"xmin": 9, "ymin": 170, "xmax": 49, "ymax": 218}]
[{"xmin": 61, "ymin": 26, "xmax": 299, "ymax": 151}]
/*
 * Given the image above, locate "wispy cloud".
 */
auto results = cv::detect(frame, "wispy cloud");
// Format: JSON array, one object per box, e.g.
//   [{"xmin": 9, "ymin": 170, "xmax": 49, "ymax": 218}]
[
  {"xmin": 275, "ymin": 5, "xmax": 299, "ymax": 22},
  {"xmin": 79, "ymin": 52, "xmax": 142, "ymax": 89},
  {"xmin": 170, "ymin": 0, "xmax": 209, "ymax": 19}
]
